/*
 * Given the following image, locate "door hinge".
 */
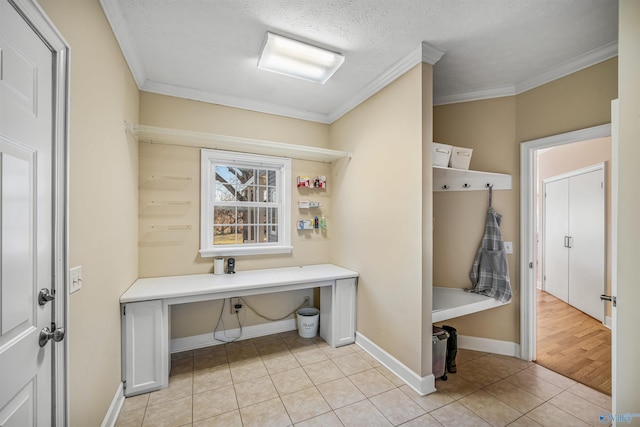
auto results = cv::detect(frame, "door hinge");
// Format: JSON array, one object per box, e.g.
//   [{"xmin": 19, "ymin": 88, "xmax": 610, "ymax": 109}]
[
  {"xmin": 123, "ymin": 380, "xmax": 127, "ymax": 390},
  {"xmin": 529, "ymin": 262, "xmax": 534, "ymax": 269},
  {"xmin": 123, "ymin": 305, "xmax": 126, "ymax": 316}
]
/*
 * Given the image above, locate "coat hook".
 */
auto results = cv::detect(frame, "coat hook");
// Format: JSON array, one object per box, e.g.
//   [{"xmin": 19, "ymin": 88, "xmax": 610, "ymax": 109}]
[
  {"xmin": 463, "ymin": 183, "xmax": 471, "ymax": 189},
  {"xmin": 442, "ymin": 184, "xmax": 450, "ymax": 190}
]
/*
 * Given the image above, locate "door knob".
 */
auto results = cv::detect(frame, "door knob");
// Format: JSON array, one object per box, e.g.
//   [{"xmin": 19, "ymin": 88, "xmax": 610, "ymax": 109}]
[
  {"xmin": 39, "ymin": 324, "xmax": 65, "ymax": 347},
  {"xmin": 38, "ymin": 288, "xmax": 55, "ymax": 305}
]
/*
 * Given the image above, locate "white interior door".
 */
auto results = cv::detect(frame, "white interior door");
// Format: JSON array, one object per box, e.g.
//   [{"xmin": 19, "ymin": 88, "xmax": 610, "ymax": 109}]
[
  {"xmin": 543, "ymin": 178, "xmax": 570, "ymax": 302},
  {"xmin": 543, "ymin": 166, "xmax": 605, "ymax": 322},
  {"xmin": 568, "ymin": 168, "xmax": 605, "ymax": 322},
  {"xmin": 0, "ymin": 1, "xmax": 56, "ymax": 425}
]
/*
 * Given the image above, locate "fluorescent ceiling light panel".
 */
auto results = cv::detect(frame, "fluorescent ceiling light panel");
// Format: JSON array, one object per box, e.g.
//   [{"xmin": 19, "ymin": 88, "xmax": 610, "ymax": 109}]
[{"xmin": 258, "ymin": 32, "xmax": 345, "ymax": 84}]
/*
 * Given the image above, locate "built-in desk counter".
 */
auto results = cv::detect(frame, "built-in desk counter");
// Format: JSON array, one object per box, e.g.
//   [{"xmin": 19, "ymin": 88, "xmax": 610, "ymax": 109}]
[{"xmin": 120, "ymin": 264, "xmax": 358, "ymax": 396}]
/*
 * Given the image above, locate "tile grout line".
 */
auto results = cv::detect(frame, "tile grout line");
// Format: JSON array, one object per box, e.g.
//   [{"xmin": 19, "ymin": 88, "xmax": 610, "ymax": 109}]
[
  {"xmin": 441, "ymin": 355, "xmax": 608, "ymax": 427},
  {"xmin": 118, "ymin": 340, "xmax": 611, "ymax": 427}
]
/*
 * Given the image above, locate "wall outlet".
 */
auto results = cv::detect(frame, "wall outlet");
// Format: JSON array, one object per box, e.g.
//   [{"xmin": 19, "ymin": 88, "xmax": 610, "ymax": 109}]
[
  {"xmin": 230, "ymin": 297, "xmax": 242, "ymax": 314},
  {"xmin": 69, "ymin": 266, "xmax": 82, "ymax": 293},
  {"xmin": 303, "ymin": 296, "xmax": 310, "ymax": 307}
]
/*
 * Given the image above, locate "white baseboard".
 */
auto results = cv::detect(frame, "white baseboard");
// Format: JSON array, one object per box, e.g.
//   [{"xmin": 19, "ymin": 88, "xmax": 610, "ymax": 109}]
[
  {"xmin": 171, "ymin": 318, "xmax": 297, "ymax": 353},
  {"xmin": 101, "ymin": 382, "xmax": 124, "ymax": 427},
  {"xmin": 458, "ymin": 334, "xmax": 520, "ymax": 357},
  {"xmin": 355, "ymin": 332, "xmax": 436, "ymax": 396}
]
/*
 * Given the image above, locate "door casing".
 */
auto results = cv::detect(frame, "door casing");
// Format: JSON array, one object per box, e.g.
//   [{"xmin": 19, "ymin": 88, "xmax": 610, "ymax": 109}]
[
  {"xmin": 520, "ymin": 123, "xmax": 611, "ymax": 361},
  {"xmin": 6, "ymin": 0, "xmax": 70, "ymax": 424}
]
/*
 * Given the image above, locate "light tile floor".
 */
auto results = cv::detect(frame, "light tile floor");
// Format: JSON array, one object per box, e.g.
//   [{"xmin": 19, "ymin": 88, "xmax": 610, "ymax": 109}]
[{"xmin": 116, "ymin": 331, "xmax": 611, "ymax": 427}]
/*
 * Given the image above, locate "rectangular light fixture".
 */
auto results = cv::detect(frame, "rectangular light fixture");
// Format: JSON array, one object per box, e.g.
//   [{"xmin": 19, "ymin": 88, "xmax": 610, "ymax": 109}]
[{"xmin": 258, "ymin": 32, "xmax": 345, "ymax": 84}]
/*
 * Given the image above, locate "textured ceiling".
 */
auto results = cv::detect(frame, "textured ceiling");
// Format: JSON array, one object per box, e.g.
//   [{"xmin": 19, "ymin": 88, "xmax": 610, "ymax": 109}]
[{"xmin": 101, "ymin": 0, "xmax": 618, "ymax": 123}]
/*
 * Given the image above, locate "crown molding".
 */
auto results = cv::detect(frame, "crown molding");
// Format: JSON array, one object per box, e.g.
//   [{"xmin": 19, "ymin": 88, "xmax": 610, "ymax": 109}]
[
  {"xmin": 515, "ymin": 41, "xmax": 617, "ymax": 94},
  {"xmin": 100, "ymin": 0, "xmax": 615, "ymax": 122},
  {"xmin": 327, "ymin": 45, "xmax": 423, "ymax": 122},
  {"xmin": 141, "ymin": 80, "xmax": 332, "ymax": 123},
  {"xmin": 434, "ymin": 41, "xmax": 617, "ymax": 106},
  {"xmin": 422, "ymin": 41, "xmax": 447, "ymax": 65},
  {"xmin": 100, "ymin": 0, "xmax": 147, "ymax": 87},
  {"xmin": 434, "ymin": 84, "xmax": 516, "ymax": 106},
  {"xmin": 328, "ymin": 41, "xmax": 446, "ymax": 122}
]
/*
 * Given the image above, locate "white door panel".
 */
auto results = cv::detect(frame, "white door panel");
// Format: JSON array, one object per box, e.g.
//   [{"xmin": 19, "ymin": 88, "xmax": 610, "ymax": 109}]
[
  {"xmin": 568, "ymin": 169, "xmax": 605, "ymax": 321},
  {"xmin": 0, "ymin": 380, "xmax": 35, "ymax": 426},
  {"xmin": 543, "ymin": 179, "xmax": 570, "ymax": 302},
  {"xmin": 0, "ymin": 1, "xmax": 56, "ymax": 424},
  {"xmin": 542, "ymin": 166, "xmax": 605, "ymax": 323},
  {"xmin": 1, "ymin": 143, "xmax": 35, "ymax": 336}
]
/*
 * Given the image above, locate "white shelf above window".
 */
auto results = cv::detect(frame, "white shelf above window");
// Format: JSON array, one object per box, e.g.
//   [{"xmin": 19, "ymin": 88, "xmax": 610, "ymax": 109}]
[
  {"xmin": 126, "ymin": 123, "xmax": 351, "ymax": 163},
  {"xmin": 433, "ymin": 166, "xmax": 512, "ymax": 192}
]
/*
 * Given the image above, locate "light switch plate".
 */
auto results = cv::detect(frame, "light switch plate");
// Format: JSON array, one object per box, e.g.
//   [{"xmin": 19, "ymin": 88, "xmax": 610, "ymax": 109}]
[
  {"xmin": 504, "ymin": 242, "xmax": 513, "ymax": 254},
  {"xmin": 69, "ymin": 266, "xmax": 82, "ymax": 293}
]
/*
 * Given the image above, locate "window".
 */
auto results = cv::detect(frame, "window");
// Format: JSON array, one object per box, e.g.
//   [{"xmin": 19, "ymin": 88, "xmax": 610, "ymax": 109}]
[{"xmin": 200, "ymin": 149, "xmax": 291, "ymax": 257}]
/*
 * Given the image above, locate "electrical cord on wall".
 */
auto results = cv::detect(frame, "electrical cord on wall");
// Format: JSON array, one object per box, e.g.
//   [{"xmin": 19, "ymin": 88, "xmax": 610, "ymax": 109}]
[
  {"xmin": 212, "ymin": 297, "xmax": 310, "ymax": 343},
  {"xmin": 239, "ymin": 296, "xmax": 309, "ymax": 322},
  {"xmin": 213, "ymin": 298, "xmax": 243, "ymax": 343}
]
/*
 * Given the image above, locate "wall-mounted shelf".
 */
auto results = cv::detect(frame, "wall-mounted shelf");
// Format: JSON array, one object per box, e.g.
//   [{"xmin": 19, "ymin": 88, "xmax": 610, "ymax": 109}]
[
  {"xmin": 139, "ymin": 225, "xmax": 192, "ymax": 245},
  {"xmin": 433, "ymin": 166, "xmax": 511, "ymax": 192},
  {"xmin": 298, "ymin": 201, "xmax": 322, "ymax": 209},
  {"xmin": 140, "ymin": 175, "xmax": 193, "ymax": 190},
  {"xmin": 127, "ymin": 123, "xmax": 352, "ymax": 163},
  {"xmin": 141, "ymin": 200, "xmax": 192, "ymax": 216}
]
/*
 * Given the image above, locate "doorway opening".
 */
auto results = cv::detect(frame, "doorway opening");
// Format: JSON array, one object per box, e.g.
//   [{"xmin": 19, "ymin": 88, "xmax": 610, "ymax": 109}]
[{"xmin": 520, "ymin": 125, "xmax": 612, "ymax": 395}]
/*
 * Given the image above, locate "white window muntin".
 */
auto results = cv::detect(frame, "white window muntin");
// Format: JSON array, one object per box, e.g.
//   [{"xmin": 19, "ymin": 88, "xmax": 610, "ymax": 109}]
[{"xmin": 200, "ymin": 149, "xmax": 291, "ymax": 257}]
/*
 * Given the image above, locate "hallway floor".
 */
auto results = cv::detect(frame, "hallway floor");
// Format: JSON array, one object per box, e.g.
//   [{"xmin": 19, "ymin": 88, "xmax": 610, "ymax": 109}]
[
  {"xmin": 536, "ymin": 290, "xmax": 611, "ymax": 395},
  {"xmin": 116, "ymin": 331, "xmax": 611, "ymax": 426}
]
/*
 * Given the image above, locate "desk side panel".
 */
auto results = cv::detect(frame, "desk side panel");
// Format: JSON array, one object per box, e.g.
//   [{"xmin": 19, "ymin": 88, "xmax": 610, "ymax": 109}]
[
  {"xmin": 122, "ymin": 300, "xmax": 168, "ymax": 396},
  {"xmin": 334, "ymin": 278, "xmax": 357, "ymax": 347}
]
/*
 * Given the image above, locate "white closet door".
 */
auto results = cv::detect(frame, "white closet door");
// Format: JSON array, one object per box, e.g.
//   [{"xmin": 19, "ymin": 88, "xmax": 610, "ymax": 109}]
[
  {"xmin": 568, "ymin": 169, "xmax": 605, "ymax": 322},
  {"xmin": 543, "ymin": 179, "xmax": 570, "ymax": 302}
]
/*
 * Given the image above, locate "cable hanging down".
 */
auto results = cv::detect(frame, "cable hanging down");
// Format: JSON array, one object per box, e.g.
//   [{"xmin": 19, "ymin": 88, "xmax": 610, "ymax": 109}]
[{"xmin": 213, "ymin": 296, "xmax": 310, "ymax": 343}]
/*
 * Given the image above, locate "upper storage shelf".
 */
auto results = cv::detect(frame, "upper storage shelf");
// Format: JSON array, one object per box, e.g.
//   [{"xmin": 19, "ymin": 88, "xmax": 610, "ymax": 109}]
[
  {"xmin": 126, "ymin": 123, "xmax": 351, "ymax": 163},
  {"xmin": 433, "ymin": 166, "xmax": 512, "ymax": 192}
]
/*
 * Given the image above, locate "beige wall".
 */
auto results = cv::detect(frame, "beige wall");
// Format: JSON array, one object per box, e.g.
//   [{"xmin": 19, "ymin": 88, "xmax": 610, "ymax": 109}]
[
  {"xmin": 517, "ymin": 58, "xmax": 617, "ymax": 142},
  {"xmin": 616, "ymin": 0, "xmax": 640, "ymax": 415},
  {"xmin": 38, "ymin": 1, "xmax": 140, "ymax": 425},
  {"xmin": 433, "ymin": 97, "xmax": 519, "ymax": 342},
  {"xmin": 139, "ymin": 93, "xmax": 331, "ymax": 336},
  {"xmin": 330, "ymin": 64, "xmax": 428, "ymax": 374},
  {"xmin": 537, "ymin": 138, "xmax": 613, "ymax": 317},
  {"xmin": 432, "ymin": 59, "xmax": 617, "ymax": 344},
  {"xmin": 421, "ymin": 65, "xmax": 435, "ymax": 374}
]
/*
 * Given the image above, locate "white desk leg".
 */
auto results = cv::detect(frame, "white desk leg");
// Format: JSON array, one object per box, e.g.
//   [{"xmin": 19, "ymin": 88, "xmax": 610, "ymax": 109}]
[
  {"xmin": 319, "ymin": 286, "xmax": 333, "ymax": 346},
  {"xmin": 319, "ymin": 279, "xmax": 357, "ymax": 347},
  {"xmin": 121, "ymin": 300, "xmax": 169, "ymax": 396}
]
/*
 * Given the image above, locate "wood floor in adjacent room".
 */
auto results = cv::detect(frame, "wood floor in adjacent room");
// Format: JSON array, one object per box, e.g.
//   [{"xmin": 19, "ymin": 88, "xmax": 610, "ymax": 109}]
[{"xmin": 536, "ymin": 290, "xmax": 611, "ymax": 395}]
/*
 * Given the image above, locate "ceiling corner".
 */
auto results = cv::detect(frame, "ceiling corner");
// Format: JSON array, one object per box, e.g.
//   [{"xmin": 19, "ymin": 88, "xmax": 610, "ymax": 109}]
[
  {"xmin": 100, "ymin": 0, "xmax": 147, "ymax": 88},
  {"xmin": 422, "ymin": 41, "xmax": 447, "ymax": 65}
]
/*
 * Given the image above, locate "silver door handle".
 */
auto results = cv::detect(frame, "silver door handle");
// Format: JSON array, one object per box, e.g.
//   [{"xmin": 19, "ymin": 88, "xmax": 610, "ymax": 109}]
[
  {"xmin": 39, "ymin": 324, "xmax": 65, "ymax": 347},
  {"xmin": 564, "ymin": 236, "xmax": 573, "ymax": 248},
  {"xmin": 600, "ymin": 294, "xmax": 617, "ymax": 307}
]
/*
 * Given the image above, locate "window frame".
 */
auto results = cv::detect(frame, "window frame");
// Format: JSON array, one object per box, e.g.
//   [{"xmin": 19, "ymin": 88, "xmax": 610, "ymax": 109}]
[{"xmin": 200, "ymin": 149, "xmax": 292, "ymax": 257}]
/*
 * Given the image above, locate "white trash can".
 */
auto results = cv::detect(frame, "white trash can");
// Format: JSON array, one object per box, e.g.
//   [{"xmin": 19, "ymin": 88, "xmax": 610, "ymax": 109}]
[{"xmin": 296, "ymin": 308, "xmax": 319, "ymax": 338}]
